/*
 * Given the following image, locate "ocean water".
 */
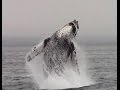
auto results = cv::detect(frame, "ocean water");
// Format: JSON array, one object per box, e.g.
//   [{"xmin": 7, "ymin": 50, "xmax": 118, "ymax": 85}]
[{"xmin": 2, "ymin": 44, "xmax": 117, "ymax": 90}]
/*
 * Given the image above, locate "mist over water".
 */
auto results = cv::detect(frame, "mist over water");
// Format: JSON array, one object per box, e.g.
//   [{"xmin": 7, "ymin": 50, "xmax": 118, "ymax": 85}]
[{"xmin": 26, "ymin": 40, "xmax": 95, "ymax": 89}]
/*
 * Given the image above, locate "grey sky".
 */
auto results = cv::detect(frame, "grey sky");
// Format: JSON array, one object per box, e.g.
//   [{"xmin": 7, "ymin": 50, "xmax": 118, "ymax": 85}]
[{"xmin": 2, "ymin": 0, "xmax": 117, "ymax": 41}]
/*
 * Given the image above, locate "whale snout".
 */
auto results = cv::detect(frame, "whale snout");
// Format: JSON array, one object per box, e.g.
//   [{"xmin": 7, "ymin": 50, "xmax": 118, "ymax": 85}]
[
  {"xmin": 55, "ymin": 20, "xmax": 79, "ymax": 39},
  {"xmin": 68, "ymin": 20, "xmax": 79, "ymax": 37},
  {"xmin": 69, "ymin": 20, "xmax": 79, "ymax": 29}
]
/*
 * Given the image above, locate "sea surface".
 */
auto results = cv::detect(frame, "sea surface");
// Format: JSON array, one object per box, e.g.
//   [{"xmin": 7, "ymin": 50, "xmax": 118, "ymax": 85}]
[{"xmin": 2, "ymin": 44, "xmax": 117, "ymax": 90}]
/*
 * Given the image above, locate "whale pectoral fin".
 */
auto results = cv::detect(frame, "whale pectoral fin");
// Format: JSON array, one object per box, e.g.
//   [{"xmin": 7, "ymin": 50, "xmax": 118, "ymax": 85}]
[
  {"xmin": 71, "ymin": 50, "xmax": 77, "ymax": 66},
  {"xmin": 26, "ymin": 37, "xmax": 51, "ymax": 62},
  {"xmin": 26, "ymin": 53, "xmax": 32, "ymax": 62},
  {"xmin": 71, "ymin": 50, "xmax": 80, "ymax": 74},
  {"xmin": 26, "ymin": 41, "xmax": 44, "ymax": 62},
  {"xmin": 67, "ymin": 41, "xmax": 74, "ymax": 58}
]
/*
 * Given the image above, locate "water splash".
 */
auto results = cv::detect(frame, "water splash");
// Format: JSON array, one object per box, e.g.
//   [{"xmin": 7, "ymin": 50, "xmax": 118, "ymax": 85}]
[{"xmin": 26, "ymin": 41, "xmax": 94, "ymax": 89}]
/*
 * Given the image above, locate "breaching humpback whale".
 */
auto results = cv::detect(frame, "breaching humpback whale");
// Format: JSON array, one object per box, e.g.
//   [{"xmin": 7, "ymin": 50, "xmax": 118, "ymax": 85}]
[
  {"xmin": 26, "ymin": 20, "xmax": 88, "ymax": 89},
  {"xmin": 26, "ymin": 20, "xmax": 79, "ymax": 75}
]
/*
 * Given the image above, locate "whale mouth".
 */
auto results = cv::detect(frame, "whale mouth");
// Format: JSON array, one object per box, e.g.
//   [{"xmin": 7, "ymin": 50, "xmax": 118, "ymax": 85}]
[
  {"xmin": 69, "ymin": 20, "xmax": 79, "ymax": 29},
  {"xmin": 69, "ymin": 20, "xmax": 79, "ymax": 37},
  {"xmin": 73, "ymin": 20, "xmax": 79, "ymax": 29}
]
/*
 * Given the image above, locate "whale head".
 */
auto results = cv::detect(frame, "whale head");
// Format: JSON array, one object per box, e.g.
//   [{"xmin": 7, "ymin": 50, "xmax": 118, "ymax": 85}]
[{"xmin": 56, "ymin": 20, "xmax": 79, "ymax": 40}]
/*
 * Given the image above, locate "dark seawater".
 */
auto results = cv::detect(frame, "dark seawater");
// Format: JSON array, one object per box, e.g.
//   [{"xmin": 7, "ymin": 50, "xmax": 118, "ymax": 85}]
[{"xmin": 2, "ymin": 44, "xmax": 117, "ymax": 90}]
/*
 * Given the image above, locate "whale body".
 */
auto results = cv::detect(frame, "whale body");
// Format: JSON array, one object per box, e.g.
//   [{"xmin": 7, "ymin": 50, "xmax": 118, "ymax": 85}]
[{"xmin": 26, "ymin": 20, "xmax": 94, "ymax": 89}]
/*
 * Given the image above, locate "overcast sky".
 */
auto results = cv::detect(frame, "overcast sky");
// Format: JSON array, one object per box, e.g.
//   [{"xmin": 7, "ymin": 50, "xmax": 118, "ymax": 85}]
[{"xmin": 2, "ymin": 0, "xmax": 117, "ymax": 41}]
